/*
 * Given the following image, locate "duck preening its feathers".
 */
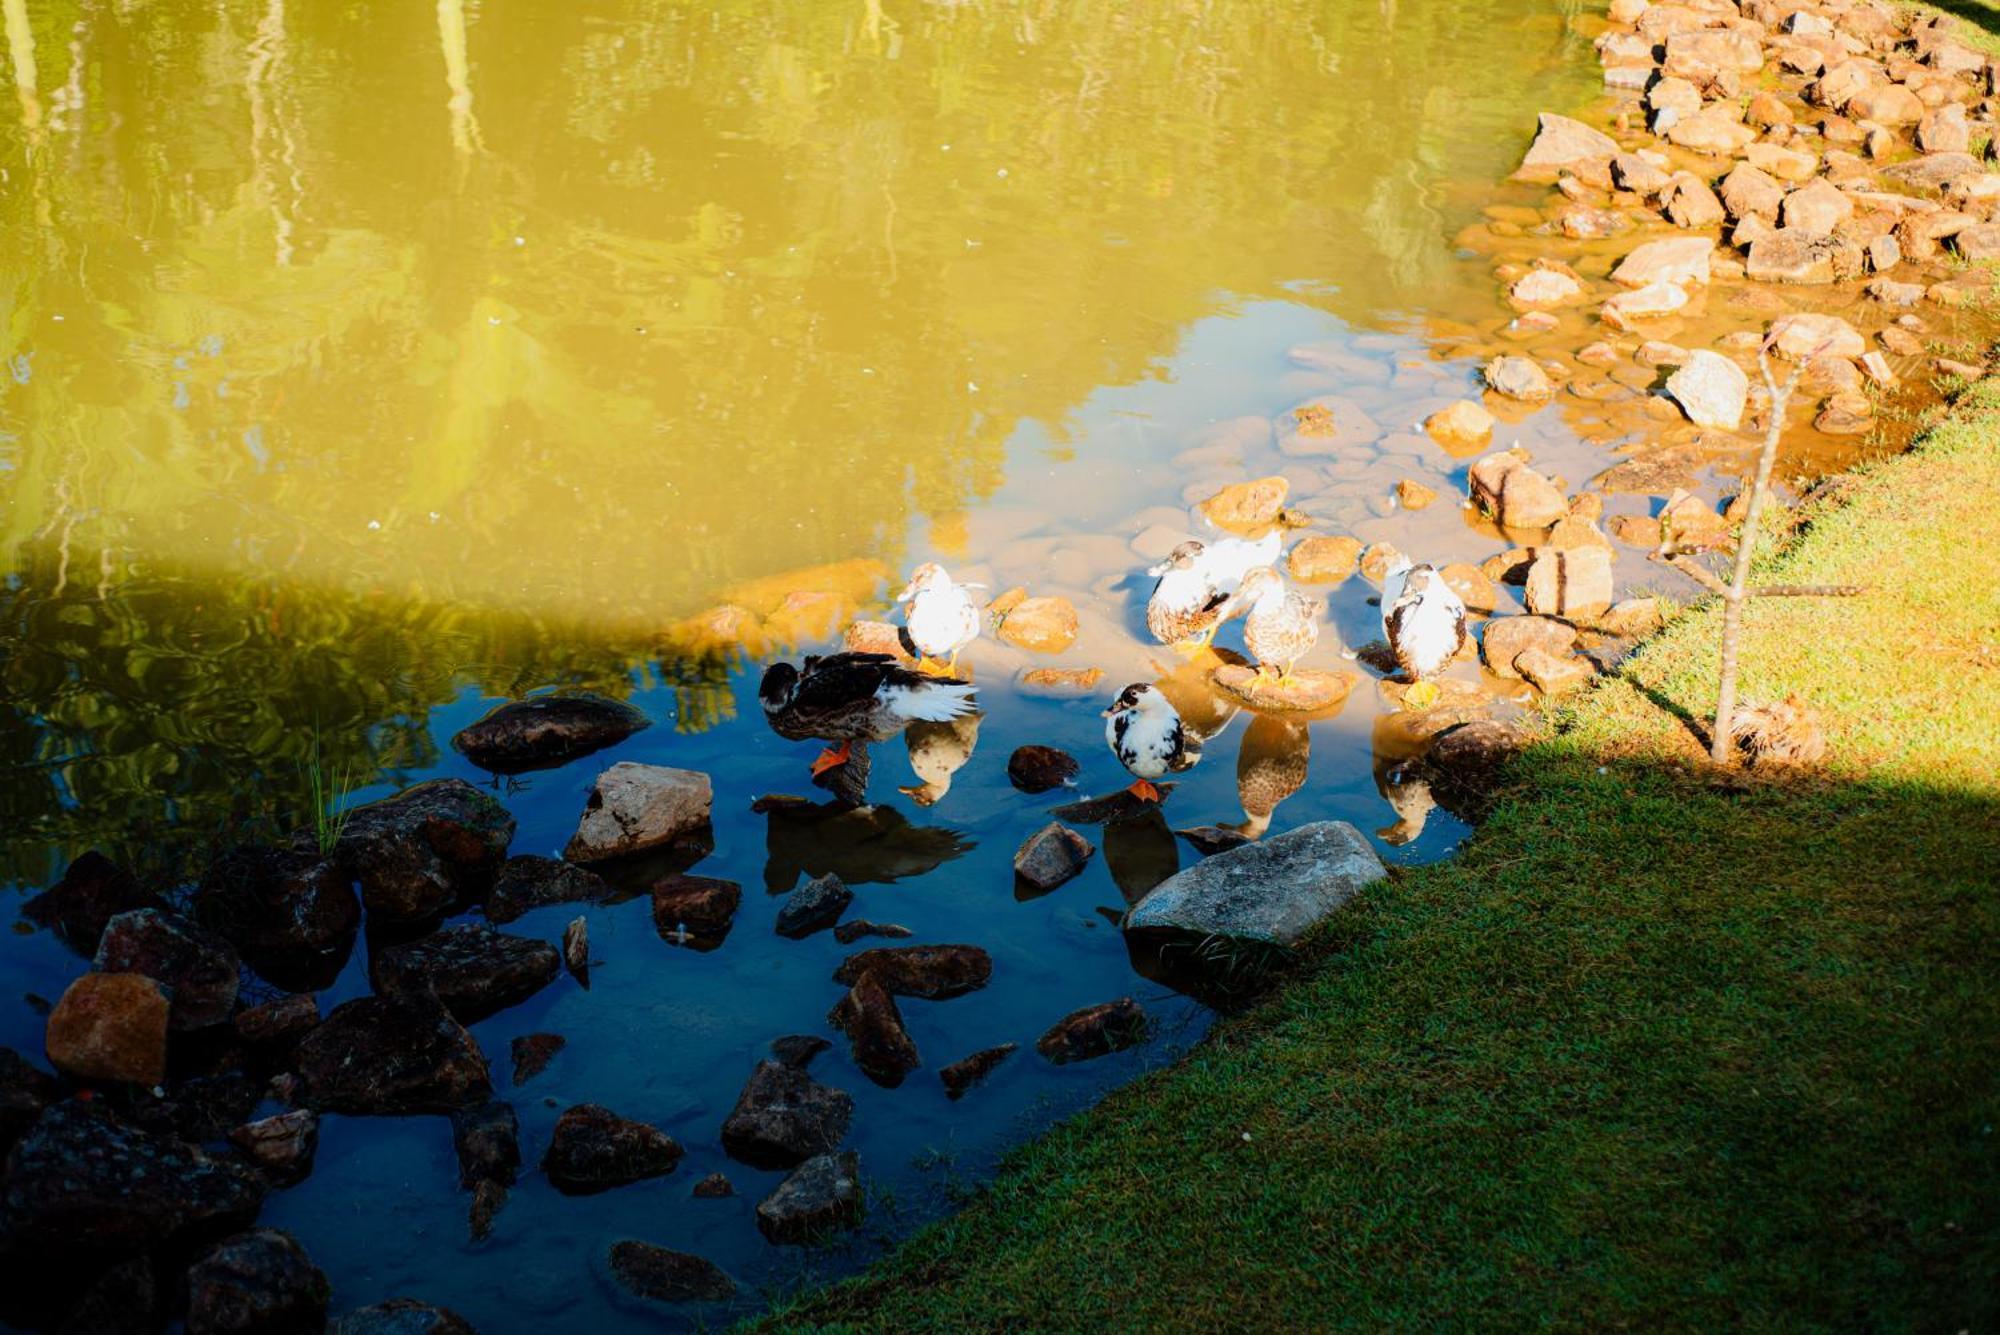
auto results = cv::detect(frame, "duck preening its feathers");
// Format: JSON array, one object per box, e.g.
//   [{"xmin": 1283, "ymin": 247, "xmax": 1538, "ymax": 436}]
[
  {"xmin": 761, "ymin": 652, "xmax": 978, "ymax": 778},
  {"xmin": 1381, "ymin": 559, "xmax": 1467, "ymax": 707},
  {"xmin": 1102, "ymin": 682, "xmax": 1200, "ymax": 803},
  {"xmin": 1145, "ymin": 530, "xmax": 1283, "ymax": 647}
]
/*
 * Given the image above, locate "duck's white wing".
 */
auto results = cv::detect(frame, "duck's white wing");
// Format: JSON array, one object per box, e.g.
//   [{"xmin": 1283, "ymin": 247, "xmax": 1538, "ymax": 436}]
[{"xmin": 1201, "ymin": 530, "xmax": 1283, "ymax": 592}]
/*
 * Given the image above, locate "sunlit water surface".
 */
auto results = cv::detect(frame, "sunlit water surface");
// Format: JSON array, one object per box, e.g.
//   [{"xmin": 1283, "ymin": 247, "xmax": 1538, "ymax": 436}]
[{"xmin": 0, "ymin": 0, "xmax": 1618, "ymax": 1326}]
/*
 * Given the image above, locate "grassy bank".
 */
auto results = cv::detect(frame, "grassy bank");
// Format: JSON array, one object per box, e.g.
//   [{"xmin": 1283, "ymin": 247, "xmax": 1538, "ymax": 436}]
[{"xmin": 768, "ymin": 382, "xmax": 2000, "ymax": 1329}]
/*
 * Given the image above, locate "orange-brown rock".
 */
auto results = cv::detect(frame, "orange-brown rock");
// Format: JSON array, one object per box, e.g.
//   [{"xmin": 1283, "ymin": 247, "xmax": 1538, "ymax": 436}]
[{"xmin": 46, "ymin": 972, "xmax": 170, "ymax": 1085}]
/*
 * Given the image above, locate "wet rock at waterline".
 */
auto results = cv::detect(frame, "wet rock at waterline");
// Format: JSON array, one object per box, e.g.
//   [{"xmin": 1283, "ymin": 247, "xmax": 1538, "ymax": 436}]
[
  {"xmin": 1006, "ymin": 744, "xmax": 1080, "ymax": 793},
  {"xmin": 1515, "ymin": 647, "xmax": 1596, "ymax": 696},
  {"xmin": 511, "ymin": 1033, "xmax": 566, "ymax": 1085},
  {"xmin": 1609, "ymin": 236, "xmax": 1712, "ymax": 289},
  {"xmin": 1174, "ymin": 825, "xmax": 1253, "ymax": 857},
  {"xmin": 45, "ymin": 971, "xmax": 170, "ymax": 1085},
  {"xmin": 940, "ymin": 1044, "xmax": 1018, "ymax": 1100},
  {"xmin": 692, "ymin": 1172, "xmax": 735, "ymax": 1199},
  {"xmin": 775, "ymin": 873, "xmax": 853, "ymax": 939},
  {"xmin": 541, "ymin": 1104, "xmax": 684, "ymax": 1195},
  {"xmin": 1013, "ymin": 822, "xmax": 1095, "ymax": 894},
  {"xmin": 1523, "ymin": 546, "xmax": 1614, "ymax": 621},
  {"xmin": 563, "ymin": 917, "xmax": 589, "ymax": 989},
  {"xmin": 1286, "ymin": 534, "xmax": 1363, "ymax": 583},
  {"xmin": 468, "ymin": 1180, "xmax": 507, "ymax": 1242},
  {"xmin": 565, "ymin": 763, "xmax": 714, "ymax": 864},
  {"xmin": 1199, "ymin": 475, "xmax": 1288, "ymax": 529},
  {"xmin": 770, "ymin": 1034, "xmax": 832, "ymax": 1069},
  {"xmin": 1481, "ymin": 615, "xmax": 1579, "ymax": 679},
  {"xmin": 1423, "ymin": 399, "xmax": 1494, "ymax": 451},
  {"xmin": 833, "ymin": 919, "xmax": 913, "ymax": 944},
  {"xmin": 755, "ymin": 1152, "xmax": 863, "ymax": 1245},
  {"xmin": 293, "ymin": 995, "xmax": 492, "ymax": 1115},
  {"xmin": 1483, "ymin": 354, "xmax": 1553, "ymax": 402},
  {"xmin": 1125, "ymin": 821, "xmax": 1386, "ymax": 946},
  {"xmin": 335, "ymin": 780, "xmax": 516, "ymax": 926},
  {"xmin": 485, "ymin": 855, "xmax": 614, "ymax": 925},
  {"xmin": 720, "ymin": 1060, "xmax": 854, "ymax": 1169},
  {"xmin": 195, "ymin": 846, "xmax": 361, "ymax": 992},
  {"xmin": 331, "ymin": 1300, "xmax": 476, "ymax": 1335},
  {"xmin": 185, "ymin": 1228, "xmax": 330, "ymax": 1335},
  {"xmin": 1514, "ymin": 112, "xmax": 1618, "ymax": 182},
  {"xmin": 1469, "ymin": 451, "xmax": 1567, "ymax": 530},
  {"xmin": 993, "ymin": 594, "xmax": 1080, "ymax": 654},
  {"xmin": 830, "ymin": 973, "xmax": 922, "ymax": 1088},
  {"xmin": 450, "ymin": 692, "xmax": 650, "ymax": 774},
  {"xmin": 1211, "ymin": 666, "xmax": 1353, "ymax": 714},
  {"xmin": 1666, "ymin": 350, "xmax": 1749, "ymax": 430},
  {"xmin": 608, "ymin": 1241, "xmax": 736, "ymax": 1305},
  {"xmin": 1420, "ymin": 721, "xmax": 1525, "ymax": 822},
  {"xmin": 1036, "ymin": 999, "xmax": 1149, "ymax": 1065},
  {"xmin": 650, "ymin": 873, "xmax": 742, "ymax": 950},
  {"xmin": 832, "ymin": 945, "xmax": 992, "ymax": 1000},
  {"xmin": 229, "ymin": 1110, "xmax": 321, "ymax": 1186},
  {"xmin": 22, "ymin": 851, "xmax": 166, "ymax": 955},
  {"xmin": 371, "ymin": 923, "xmax": 561, "ymax": 1023}
]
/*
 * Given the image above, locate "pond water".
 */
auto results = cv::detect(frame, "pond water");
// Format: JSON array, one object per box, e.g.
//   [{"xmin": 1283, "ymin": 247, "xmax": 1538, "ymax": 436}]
[{"xmin": 0, "ymin": 0, "xmax": 1887, "ymax": 1325}]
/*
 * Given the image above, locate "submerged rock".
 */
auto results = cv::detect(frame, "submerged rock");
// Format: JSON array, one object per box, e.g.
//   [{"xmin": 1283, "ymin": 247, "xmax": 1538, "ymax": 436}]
[
  {"xmin": 720, "ymin": 1060, "xmax": 854, "ymax": 1169},
  {"xmin": 1483, "ymin": 354, "xmax": 1553, "ymax": 402},
  {"xmin": 1035, "ymin": 999, "xmax": 1149, "ymax": 1064},
  {"xmin": 994, "ymin": 596, "xmax": 1079, "ymax": 654},
  {"xmin": 228, "ymin": 1110, "xmax": 321, "ymax": 1186},
  {"xmin": 93, "ymin": 908, "xmax": 241, "ymax": 1032},
  {"xmin": 650, "ymin": 874, "xmax": 741, "ymax": 951},
  {"xmin": 562, "ymin": 917, "xmax": 589, "ymax": 989},
  {"xmin": 331, "ymin": 1300, "xmax": 476, "ymax": 1335},
  {"xmin": 1006, "ymin": 745, "xmax": 1080, "ymax": 793},
  {"xmin": 541, "ymin": 1104, "xmax": 683, "ymax": 1194},
  {"xmin": 693, "ymin": 1172, "xmax": 735, "ymax": 1199},
  {"xmin": 468, "ymin": 1180, "xmax": 507, "ymax": 1243},
  {"xmin": 832, "ymin": 945, "xmax": 992, "ymax": 999},
  {"xmin": 828, "ymin": 973, "xmax": 922, "ymax": 1088},
  {"xmin": 608, "ymin": 1240, "xmax": 735, "ymax": 1304},
  {"xmin": 1610, "ymin": 236, "xmax": 1712, "ymax": 289},
  {"xmin": 1125, "ymin": 821, "xmax": 1386, "ymax": 945},
  {"xmin": 1013, "ymin": 822, "xmax": 1095, "ymax": 894},
  {"xmin": 1422, "ymin": 399, "xmax": 1495, "ymax": 451},
  {"xmin": 755, "ymin": 1152, "xmax": 862, "ymax": 1245},
  {"xmin": 770, "ymin": 1034, "xmax": 832, "ymax": 1069},
  {"xmin": 195, "ymin": 846, "xmax": 360, "ymax": 992},
  {"xmin": 774, "ymin": 873, "xmax": 852, "ymax": 939},
  {"xmin": 23, "ymin": 852, "xmax": 166, "ymax": 955},
  {"xmin": 1515, "ymin": 112, "xmax": 1618, "ymax": 181},
  {"xmin": 510, "ymin": 1033, "xmax": 566, "ymax": 1086},
  {"xmin": 451, "ymin": 1099, "xmax": 521, "ymax": 1190},
  {"xmin": 1286, "ymin": 534, "xmax": 1364, "ymax": 582},
  {"xmin": 485, "ymin": 856, "xmax": 613, "ymax": 925},
  {"xmin": 45, "ymin": 971, "xmax": 170, "ymax": 1085},
  {"xmin": 451, "ymin": 693, "xmax": 650, "ymax": 774},
  {"xmin": 832, "ymin": 919, "xmax": 913, "ymax": 945},
  {"xmin": 293, "ymin": 995, "xmax": 491, "ymax": 1114},
  {"xmin": 335, "ymin": 780, "xmax": 516, "ymax": 926},
  {"xmin": 565, "ymin": 763, "xmax": 713, "ymax": 864},
  {"xmin": 371, "ymin": 923, "xmax": 561, "ymax": 1024},
  {"xmin": 185, "ymin": 1229, "xmax": 330, "ymax": 1335},
  {"xmin": 1421, "ymin": 720, "xmax": 1525, "ymax": 822},
  {"xmin": 940, "ymin": 1044, "xmax": 1017, "ymax": 1100}
]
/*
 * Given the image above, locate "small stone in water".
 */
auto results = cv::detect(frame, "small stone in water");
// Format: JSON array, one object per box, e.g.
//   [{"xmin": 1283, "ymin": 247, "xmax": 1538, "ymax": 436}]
[
  {"xmin": 940, "ymin": 1044, "xmax": 1018, "ymax": 1100},
  {"xmin": 562, "ymin": 916, "xmax": 588, "ymax": 989},
  {"xmin": 1007, "ymin": 744, "xmax": 1081, "ymax": 793},
  {"xmin": 510, "ymin": 1033, "xmax": 566, "ymax": 1086},
  {"xmin": 774, "ymin": 873, "xmax": 853, "ymax": 939}
]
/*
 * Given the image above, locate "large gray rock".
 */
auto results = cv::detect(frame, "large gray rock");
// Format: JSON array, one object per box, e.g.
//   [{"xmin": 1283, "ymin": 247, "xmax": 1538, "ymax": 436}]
[
  {"xmin": 1125, "ymin": 821, "xmax": 1385, "ymax": 944},
  {"xmin": 565, "ymin": 763, "xmax": 712, "ymax": 863}
]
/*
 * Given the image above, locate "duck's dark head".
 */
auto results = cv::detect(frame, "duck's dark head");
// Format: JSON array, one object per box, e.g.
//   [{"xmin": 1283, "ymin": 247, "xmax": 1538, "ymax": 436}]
[
  {"xmin": 758, "ymin": 661, "xmax": 801, "ymax": 713},
  {"xmin": 1147, "ymin": 540, "xmax": 1207, "ymax": 577},
  {"xmin": 1102, "ymin": 682, "xmax": 1159, "ymax": 717}
]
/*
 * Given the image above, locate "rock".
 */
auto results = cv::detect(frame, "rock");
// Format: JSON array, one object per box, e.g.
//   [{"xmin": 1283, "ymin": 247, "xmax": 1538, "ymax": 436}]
[
  {"xmin": 1719, "ymin": 162, "xmax": 1785, "ymax": 219},
  {"xmin": 1482, "ymin": 615, "xmax": 1581, "ymax": 679},
  {"xmin": 45, "ymin": 972, "xmax": 169, "ymax": 1085},
  {"xmin": 91, "ymin": 908, "xmax": 239, "ymax": 1032},
  {"xmin": 1882, "ymin": 152, "xmax": 1985, "ymax": 192},
  {"xmin": 1954, "ymin": 223, "xmax": 2000, "ymax": 260},
  {"xmin": 1815, "ymin": 393, "xmax": 1875, "ymax": 434},
  {"xmin": 1013, "ymin": 823, "xmax": 1095, "ymax": 894},
  {"xmin": 234, "ymin": 994, "xmax": 320, "ymax": 1054},
  {"xmin": 468, "ymin": 1180, "xmax": 506, "ymax": 1242},
  {"xmin": 1523, "ymin": 546, "xmax": 1615, "ymax": 620},
  {"xmin": 1420, "ymin": 720, "xmax": 1526, "ymax": 821},
  {"xmin": 1662, "ymin": 490, "xmax": 1732, "ymax": 550},
  {"xmin": 1769, "ymin": 313, "xmax": 1866, "ymax": 359},
  {"xmin": 832, "ymin": 919, "xmax": 912, "ymax": 944},
  {"xmin": 649, "ymin": 874, "xmax": 741, "ymax": 951},
  {"xmin": 1199, "ymin": 476, "xmax": 1288, "ymax": 528},
  {"xmin": 1744, "ymin": 141, "xmax": 1817, "ymax": 181},
  {"xmin": 1514, "ymin": 647, "xmax": 1596, "ymax": 695},
  {"xmin": 1469, "ymin": 451, "xmax": 1568, "ymax": 530},
  {"xmin": 692, "ymin": 1173, "xmax": 734, "ymax": 1199},
  {"xmin": 1423, "ymin": 399, "xmax": 1494, "ymax": 450},
  {"xmin": 1286, "ymin": 535, "xmax": 1363, "ymax": 582},
  {"xmin": 195, "ymin": 847, "xmax": 360, "ymax": 991},
  {"xmin": 336, "ymin": 779, "xmax": 515, "ymax": 925},
  {"xmin": 1665, "ymin": 26, "xmax": 1761, "ymax": 72},
  {"xmin": 450, "ymin": 1099, "xmax": 520, "ymax": 1190},
  {"xmin": 1515, "ymin": 112, "xmax": 1619, "ymax": 182},
  {"xmin": 939, "ymin": 1044, "xmax": 1017, "ymax": 1100},
  {"xmin": 995, "ymin": 595, "xmax": 1079, "ymax": 654},
  {"xmin": 1176, "ymin": 825, "xmax": 1253, "ymax": 856},
  {"xmin": 1611, "ymin": 237, "xmax": 1712, "ymax": 289},
  {"xmin": 1609, "ymin": 514, "xmax": 1663, "ymax": 547},
  {"xmin": 1509, "ymin": 268, "xmax": 1584, "ymax": 307},
  {"xmin": 774, "ymin": 873, "xmax": 852, "ymax": 939},
  {"xmin": 562, "ymin": 917, "xmax": 588, "ymax": 989},
  {"xmin": 371, "ymin": 923, "xmax": 560, "ymax": 1023},
  {"xmin": 755, "ymin": 1152, "xmax": 862, "ymax": 1245},
  {"xmin": 485, "ymin": 856, "xmax": 613, "ymax": 925},
  {"xmin": 1599, "ymin": 598, "xmax": 1667, "ymax": 637},
  {"xmin": 1918, "ymin": 102, "xmax": 1970, "ymax": 154},
  {"xmin": 23, "ymin": 852, "xmax": 165, "ymax": 955},
  {"xmin": 1744, "ymin": 230, "xmax": 1845, "ymax": 284},
  {"xmin": 185, "ymin": 1230, "xmax": 329, "ymax": 1335},
  {"xmin": 510, "ymin": 1033, "xmax": 565, "ymax": 1085},
  {"xmin": 1848, "ymin": 82, "xmax": 1922, "ymax": 125},
  {"xmin": 1210, "ymin": 665, "xmax": 1354, "ymax": 714},
  {"xmin": 293, "ymin": 994, "xmax": 491, "ymax": 1115},
  {"xmin": 1006, "ymin": 745, "xmax": 1080, "ymax": 793},
  {"xmin": 1, "ymin": 1102, "xmax": 264, "ymax": 1283},
  {"xmin": 1396, "ymin": 479, "xmax": 1439, "ymax": 510},
  {"xmin": 1745, "ymin": 90, "xmax": 1794, "ymax": 129},
  {"xmin": 1483, "ymin": 355, "xmax": 1553, "ymax": 401},
  {"xmin": 1035, "ymin": 998, "xmax": 1149, "ymax": 1064},
  {"xmin": 832, "ymin": 945, "xmax": 992, "ymax": 999},
  {"xmin": 1646, "ymin": 76, "xmax": 1702, "ymax": 130},
  {"xmin": 1359, "ymin": 542, "xmax": 1405, "ymax": 584},
  {"xmin": 451, "ymin": 693, "xmax": 650, "ymax": 774},
  {"xmin": 828, "ymin": 973, "xmax": 921, "ymax": 1088},
  {"xmin": 720, "ymin": 1060, "xmax": 854, "ymax": 1168},
  {"xmin": 844, "ymin": 618, "xmax": 914, "ymax": 660},
  {"xmin": 541, "ymin": 1104, "xmax": 682, "ymax": 1195},
  {"xmin": 1127, "ymin": 820, "xmax": 1385, "ymax": 944},
  {"xmin": 608, "ymin": 1241, "xmax": 735, "ymax": 1304},
  {"xmin": 123, "ymin": 1071, "xmax": 263, "ymax": 1145},
  {"xmin": 0, "ymin": 1051, "xmax": 56, "ymax": 1161},
  {"xmin": 774, "ymin": 1034, "xmax": 833, "ymax": 1067},
  {"xmin": 1017, "ymin": 667, "xmax": 1105, "ymax": 696},
  {"xmin": 1660, "ymin": 172, "xmax": 1726, "ymax": 227},
  {"xmin": 1600, "ymin": 281, "xmax": 1690, "ymax": 329},
  {"xmin": 1881, "ymin": 325, "xmax": 1925, "ymax": 355},
  {"xmin": 1664, "ymin": 104, "xmax": 1756, "ymax": 153},
  {"xmin": 565, "ymin": 763, "xmax": 712, "ymax": 865},
  {"xmin": 1780, "ymin": 179, "xmax": 1854, "ymax": 234},
  {"xmin": 228, "ymin": 1111, "xmax": 320, "ymax": 1186},
  {"xmin": 1611, "ymin": 152, "xmax": 1670, "ymax": 196},
  {"xmin": 331, "ymin": 1301, "xmax": 475, "ymax": 1335},
  {"xmin": 1666, "ymin": 350, "xmax": 1749, "ymax": 429},
  {"xmin": 1440, "ymin": 562, "xmax": 1498, "ymax": 615}
]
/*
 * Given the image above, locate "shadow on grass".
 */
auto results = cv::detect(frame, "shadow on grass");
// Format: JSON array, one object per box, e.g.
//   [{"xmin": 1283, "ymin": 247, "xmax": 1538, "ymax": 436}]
[{"xmin": 1914, "ymin": 0, "xmax": 2000, "ymax": 38}]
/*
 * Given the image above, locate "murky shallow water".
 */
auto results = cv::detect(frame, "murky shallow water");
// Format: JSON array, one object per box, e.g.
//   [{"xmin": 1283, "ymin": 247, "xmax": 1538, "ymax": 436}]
[{"xmin": 2, "ymin": 0, "xmax": 1964, "ymax": 1326}]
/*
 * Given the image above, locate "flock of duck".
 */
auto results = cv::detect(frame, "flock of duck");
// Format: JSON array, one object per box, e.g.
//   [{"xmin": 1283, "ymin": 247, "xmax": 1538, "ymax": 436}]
[{"xmin": 756, "ymin": 528, "xmax": 1471, "ymax": 805}]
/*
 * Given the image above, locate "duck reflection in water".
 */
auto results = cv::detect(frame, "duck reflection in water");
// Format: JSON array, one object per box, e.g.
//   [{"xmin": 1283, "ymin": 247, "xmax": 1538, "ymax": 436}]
[
  {"xmin": 1227, "ymin": 713, "xmax": 1311, "ymax": 841},
  {"xmin": 1100, "ymin": 805, "xmax": 1180, "ymax": 906},
  {"xmin": 899, "ymin": 710, "xmax": 981, "ymax": 807},
  {"xmin": 1370, "ymin": 715, "xmax": 1438, "ymax": 847},
  {"xmin": 754, "ymin": 793, "xmax": 973, "ymax": 893}
]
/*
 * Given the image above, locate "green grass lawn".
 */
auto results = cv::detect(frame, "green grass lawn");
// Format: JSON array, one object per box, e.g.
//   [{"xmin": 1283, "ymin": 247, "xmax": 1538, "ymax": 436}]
[{"xmin": 765, "ymin": 382, "xmax": 2000, "ymax": 1329}]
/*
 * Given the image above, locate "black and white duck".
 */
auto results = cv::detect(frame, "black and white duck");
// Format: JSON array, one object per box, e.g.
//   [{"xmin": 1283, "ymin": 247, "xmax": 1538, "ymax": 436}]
[
  {"xmin": 1381, "ymin": 558, "xmax": 1468, "ymax": 710},
  {"xmin": 1102, "ymin": 682, "xmax": 1201, "ymax": 803},
  {"xmin": 760, "ymin": 652, "xmax": 978, "ymax": 778},
  {"xmin": 894, "ymin": 562, "xmax": 981, "ymax": 674},
  {"xmin": 1144, "ymin": 530, "xmax": 1281, "ymax": 648}
]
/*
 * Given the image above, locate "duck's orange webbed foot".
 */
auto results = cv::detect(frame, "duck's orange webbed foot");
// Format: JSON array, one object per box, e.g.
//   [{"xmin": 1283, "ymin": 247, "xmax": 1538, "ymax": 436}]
[
  {"xmin": 1124, "ymin": 779, "xmax": 1163, "ymax": 804},
  {"xmin": 810, "ymin": 742, "xmax": 854, "ymax": 776}
]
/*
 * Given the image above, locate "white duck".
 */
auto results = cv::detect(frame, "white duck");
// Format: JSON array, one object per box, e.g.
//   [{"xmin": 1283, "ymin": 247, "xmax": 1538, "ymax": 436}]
[
  {"xmin": 1381, "ymin": 558, "xmax": 1468, "ymax": 710},
  {"xmin": 895, "ymin": 562, "xmax": 981, "ymax": 674},
  {"xmin": 1102, "ymin": 683, "xmax": 1200, "ymax": 803},
  {"xmin": 1144, "ymin": 529, "xmax": 1282, "ymax": 648}
]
